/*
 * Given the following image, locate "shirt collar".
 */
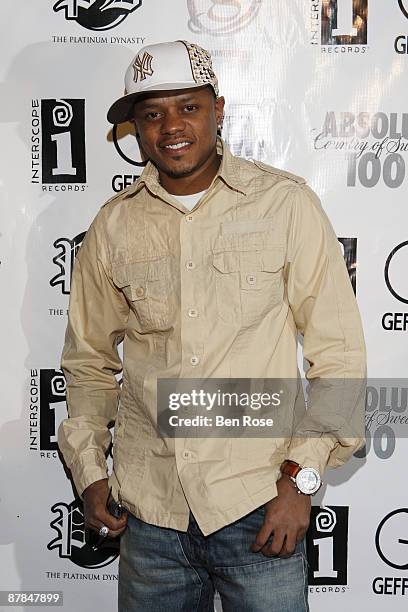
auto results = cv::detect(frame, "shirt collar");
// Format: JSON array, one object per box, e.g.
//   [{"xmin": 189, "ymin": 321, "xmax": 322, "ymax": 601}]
[
  {"xmin": 215, "ymin": 136, "xmax": 248, "ymax": 196},
  {"xmin": 128, "ymin": 136, "xmax": 248, "ymax": 198}
]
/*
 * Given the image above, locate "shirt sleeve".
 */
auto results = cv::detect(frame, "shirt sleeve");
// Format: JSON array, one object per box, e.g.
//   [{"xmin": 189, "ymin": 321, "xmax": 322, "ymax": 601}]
[
  {"xmin": 284, "ymin": 183, "xmax": 367, "ymax": 476},
  {"xmin": 57, "ymin": 208, "xmax": 130, "ymax": 499}
]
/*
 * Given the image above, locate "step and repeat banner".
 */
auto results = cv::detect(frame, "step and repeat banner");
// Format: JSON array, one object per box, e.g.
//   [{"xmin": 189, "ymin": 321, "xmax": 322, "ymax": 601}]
[{"xmin": 1, "ymin": 1, "xmax": 407, "ymax": 610}]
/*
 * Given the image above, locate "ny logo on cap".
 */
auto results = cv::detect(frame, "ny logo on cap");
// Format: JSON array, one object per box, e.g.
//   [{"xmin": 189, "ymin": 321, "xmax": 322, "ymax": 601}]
[{"xmin": 133, "ymin": 52, "xmax": 154, "ymax": 82}]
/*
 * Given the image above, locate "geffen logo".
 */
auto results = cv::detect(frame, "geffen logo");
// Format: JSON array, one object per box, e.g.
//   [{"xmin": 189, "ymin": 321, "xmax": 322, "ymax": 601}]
[
  {"xmin": 53, "ymin": 0, "xmax": 143, "ymax": 31},
  {"xmin": 394, "ymin": 1, "xmax": 408, "ymax": 53},
  {"xmin": 48, "ymin": 497, "xmax": 119, "ymax": 568},
  {"xmin": 382, "ymin": 241, "xmax": 408, "ymax": 332},
  {"xmin": 376, "ymin": 509, "xmax": 408, "ymax": 570},
  {"xmin": 50, "ymin": 232, "xmax": 86, "ymax": 295},
  {"xmin": 29, "ymin": 369, "xmax": 67, "ymax": 457},
  {"xmin": 111, "ymin": 125, "xmax": 146, "ymax": 192},
  {"xmin": 373, "ymin": 509, "xmax": 408, "ymax": 595},
  {"xmin": 307, "ymin": 506, "xmax": 349, "ymax": 592},
  {"xmin": 31, "ymin": 99, "xmax": 86, "ymax": 190},
  {"xmin": 399, "ymin": 0, "xmax": 408, "ymax": 19},
  {"xmin": 187, "ymin": 0, "xmax": 261, "ymax": 36},
  {"xmin": 385, "ymin": 241, "xmax": 408, "ymax": 305}
]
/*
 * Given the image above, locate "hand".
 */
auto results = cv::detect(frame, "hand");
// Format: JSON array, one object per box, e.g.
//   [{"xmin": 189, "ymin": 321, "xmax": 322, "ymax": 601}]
[
  {"xmin": 250, "ymin": 474, "xmax": 311, "ymax": 557},
  {"xmin": 83, "ymin": 478, "xmax": 128, "ymax": 539}
]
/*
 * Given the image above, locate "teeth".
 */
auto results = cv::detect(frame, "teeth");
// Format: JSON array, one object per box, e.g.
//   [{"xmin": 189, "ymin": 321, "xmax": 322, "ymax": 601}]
[{"xmin": 165, "ymin": 142, "xmax": 190, "ymax": 150}]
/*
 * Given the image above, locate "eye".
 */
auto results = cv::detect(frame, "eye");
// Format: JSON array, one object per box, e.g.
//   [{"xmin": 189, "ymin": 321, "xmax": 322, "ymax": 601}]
[
  {"xmin": 184, "ymin": 104, "xmax": 198, "ymax": 112},
  {"xmin": 145, "ymin": 111, "xmax": 161, "ymax": 120}
]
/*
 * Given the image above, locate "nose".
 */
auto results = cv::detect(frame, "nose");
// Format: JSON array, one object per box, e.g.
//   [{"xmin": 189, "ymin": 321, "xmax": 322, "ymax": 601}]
[{"xmin": 160, "ymin": 108, "xmax": 186, "ymax": 135}]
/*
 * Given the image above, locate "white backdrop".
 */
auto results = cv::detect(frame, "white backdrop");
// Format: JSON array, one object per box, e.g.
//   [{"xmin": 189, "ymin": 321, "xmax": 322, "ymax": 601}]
[{"xmin": 1, "ymin": 1, "xmax": 408, "ymax": 610}]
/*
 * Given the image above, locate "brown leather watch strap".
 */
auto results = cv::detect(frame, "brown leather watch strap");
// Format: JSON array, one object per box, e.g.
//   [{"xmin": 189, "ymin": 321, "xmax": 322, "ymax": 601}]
[{"xmin": 280, "ymin": 460, "xmax": 302, "ymax": 479}]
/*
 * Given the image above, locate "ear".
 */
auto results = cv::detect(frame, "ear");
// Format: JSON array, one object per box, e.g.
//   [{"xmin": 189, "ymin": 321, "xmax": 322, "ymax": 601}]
[{"xmin": 215, "ymin": 95, "xmax": 225, "ymax": 128}]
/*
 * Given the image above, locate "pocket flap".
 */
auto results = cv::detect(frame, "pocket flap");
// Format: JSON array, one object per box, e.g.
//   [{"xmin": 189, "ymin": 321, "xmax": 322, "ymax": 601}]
[
  {"xmin": 221, "ymin": 218, "xmax": 273, "ymax": 235},
  {"xmin": 260, "ymin": 248, "xmax": 285, "ymax": 272},
  {"xmin": 112, "ymin": 257, "xmax": 167, "ymax": 287},
  {"xmin": 212, "ymin": 251, "xmax": 240, "ymax": 273},
  {"xmin": 112, "ymin": 261, "xmax": 148, "ymax": 287}
]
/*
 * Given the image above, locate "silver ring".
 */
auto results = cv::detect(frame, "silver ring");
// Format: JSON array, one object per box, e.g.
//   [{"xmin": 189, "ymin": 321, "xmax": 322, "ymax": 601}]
[{"xmin": 98, "ymin": 525, "xmax": 109, "ymax": 537}]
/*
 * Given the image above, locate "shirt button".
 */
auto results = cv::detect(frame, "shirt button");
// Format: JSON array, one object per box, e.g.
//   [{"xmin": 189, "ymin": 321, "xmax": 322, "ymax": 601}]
[
  {"xmin": 190, "ymin": 355, "xmax": 200, "ymax": 366},
  {"xmin": 188, "ymin": 308, "xmax": 198, "ymax": 317},
  {"xmin": 186, "ymin": 215, "xmax": 194, "ymax": 222},
  {"xmin": 186, "ymin": 260, "xmax": 195, "ymax": 270},
  {"xmin": 135, "ymin": 286, "xmax": 145, "ymax": 296},
  {"xmin": 182, "ymin": 450, "xmax": 193, "ymax": 459},
  {"xmin": 246, "ymin": 274, "xmax": 257, "ymax": 284}
]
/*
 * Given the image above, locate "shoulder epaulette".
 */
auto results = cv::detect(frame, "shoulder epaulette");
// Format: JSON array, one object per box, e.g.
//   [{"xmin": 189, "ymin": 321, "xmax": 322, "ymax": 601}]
[
  {"xmin": 100, "ymin": 178, "xmax": 143, "ymax": 209},
  {"xmin": 252, "ymin": 160, "xmax": 306, "ymax": 185},
  {"xmin": 100, "ymin": 191, "xmax": 125, "ymax": 209}
]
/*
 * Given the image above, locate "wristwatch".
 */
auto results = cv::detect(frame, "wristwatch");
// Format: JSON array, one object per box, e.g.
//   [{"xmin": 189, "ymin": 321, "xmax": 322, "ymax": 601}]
[{"xmin": 280, "ymin": 460, "xmax": 322, "ymax": 495}]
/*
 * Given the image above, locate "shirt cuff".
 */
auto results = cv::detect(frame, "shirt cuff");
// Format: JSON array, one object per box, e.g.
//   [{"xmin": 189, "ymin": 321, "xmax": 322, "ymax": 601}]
[
  {"xmin": 284, "ymin": 435, "xmax": 366, "ymax": 477},
  {"xmin": 69, "ymin": 449, "xmax": 109, "ymax": 499},
  {"xmin": 284, "ymin": 436, "xmax": 335, "ymax": 476}
]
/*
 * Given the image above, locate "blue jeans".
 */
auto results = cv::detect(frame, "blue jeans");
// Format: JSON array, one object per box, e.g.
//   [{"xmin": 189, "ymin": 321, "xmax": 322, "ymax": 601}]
[{"xmin": 118, "ymin": 505, "xmax": 309, "ymax": 612}]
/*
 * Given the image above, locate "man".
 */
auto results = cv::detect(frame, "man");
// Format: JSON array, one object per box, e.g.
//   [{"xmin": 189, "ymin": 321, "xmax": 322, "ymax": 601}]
[{"xmin": 58, "ymin": 40, "xmax": 366, "ymax": 611}]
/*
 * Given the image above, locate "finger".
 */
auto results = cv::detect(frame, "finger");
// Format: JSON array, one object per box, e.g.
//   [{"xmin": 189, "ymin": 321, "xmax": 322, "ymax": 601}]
[
  {"xmin": 278, "ymin": 532, "xmax": 297, "ymax": 557},
  {"xmin": 89, "ymin": 507, "xmax": 128, "ymax": 533},
  {"xmin": 261, "ymin": 528, "xmax": 285, "ymax": 557},
  {"xmin": 296, "ymin": 529, "xmax": 307, "ymax": 543},
  {"xmin": 100, "ymin": 508, "xmax": 128, "ymax": 531},
  {"xmin": 106, "ymin": 523, "xmax": 128, "ymax": 538},
  {"xmin": 250, "ymin": 519, "xmax": 274, "ymax": 552},
  {"xmin": 88, "ymin": 515, "xmax": 128, "ymax": 539}
]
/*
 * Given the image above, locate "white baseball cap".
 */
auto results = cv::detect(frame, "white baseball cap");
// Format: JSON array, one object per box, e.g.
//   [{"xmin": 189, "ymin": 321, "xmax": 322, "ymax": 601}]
[{"xmin": 107, "ymin": 40, "xmax": 219, "ymax": 124}]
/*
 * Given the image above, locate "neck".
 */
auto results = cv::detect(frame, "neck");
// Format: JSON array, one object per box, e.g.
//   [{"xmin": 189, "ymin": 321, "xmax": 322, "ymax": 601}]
[{"xmin": 158, "ymin": 150, "xmax": 221, "ymax": 196}]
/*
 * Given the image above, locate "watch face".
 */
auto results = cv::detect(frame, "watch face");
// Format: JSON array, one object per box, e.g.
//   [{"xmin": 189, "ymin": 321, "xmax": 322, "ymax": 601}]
[{"xmin": 296, "ymin": 468, "xmax": 321, "ymax": 494}]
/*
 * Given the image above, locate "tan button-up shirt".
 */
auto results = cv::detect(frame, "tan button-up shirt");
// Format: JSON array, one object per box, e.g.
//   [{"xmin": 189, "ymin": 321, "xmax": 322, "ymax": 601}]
[{"xmin": 58, "ymin": 137, "xmax": 366, "ymax": 536}]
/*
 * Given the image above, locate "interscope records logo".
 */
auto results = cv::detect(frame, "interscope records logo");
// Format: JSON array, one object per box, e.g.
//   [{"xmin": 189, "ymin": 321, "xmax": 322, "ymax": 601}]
[
  {"xmin": 187, "ymin": 0, "xmax": 261, "ymax": 36},
  {"xmin": 29, "ymin": 369, "xmax": 67, "ymax": 457},
  {"xmin": 307, "ymin": 506, "xmax": 349, "ymax": 592},
  {"xmin": 31, "ymin": 99, "xmax": 86, "ymax": 190},
  {"xmin": 372, "ymin": 509, "xmax": 408, "ymax": 596},
  {"xmin": 311, "ymin": 0, "xmax": 368, "ymax": 52},
  {"xmin": 382, "ymin": 241, "xmax": 408, "ymax": 333},
  {"xmin": 50, "ymin": 232, "xmax": 86, "ymax": 295},
  {"xmin": 312, "ymin": 111, "xmax": 408, "ymax": 189},
  {"xmin": 53, "ymin": 0, "xmax": 143, "ymax": 31},
  {"xmin": 48, "ymin": 498, "xmax": 119, "ymax": 568}
]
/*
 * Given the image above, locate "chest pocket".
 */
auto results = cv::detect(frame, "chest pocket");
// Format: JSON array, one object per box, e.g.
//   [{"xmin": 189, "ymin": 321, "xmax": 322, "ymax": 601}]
[
  {"xmin": 212, "ymin": 240, "xmax": 285, "ymax": 326},
  {"xmin": 112, "ymin": 256, "xmax": 171, "ymax": 332}
]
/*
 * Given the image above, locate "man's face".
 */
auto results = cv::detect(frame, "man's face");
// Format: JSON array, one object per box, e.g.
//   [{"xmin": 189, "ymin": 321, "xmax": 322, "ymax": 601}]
[{"xmin": 131, "ymin": 86, "xmax": 224, "ymax": 181}]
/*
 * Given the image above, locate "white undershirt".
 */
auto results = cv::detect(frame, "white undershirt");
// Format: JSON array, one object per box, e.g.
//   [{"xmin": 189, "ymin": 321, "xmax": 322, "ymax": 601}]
[{"xmin": 169, "ymin": 189, "xmax": 207, "ymax": 211}]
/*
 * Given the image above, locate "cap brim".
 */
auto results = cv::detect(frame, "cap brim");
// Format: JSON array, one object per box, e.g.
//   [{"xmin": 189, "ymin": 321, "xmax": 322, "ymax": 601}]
[{"xmin": 107, "ymin": 82, "xmax": 215, "ymax": 124}]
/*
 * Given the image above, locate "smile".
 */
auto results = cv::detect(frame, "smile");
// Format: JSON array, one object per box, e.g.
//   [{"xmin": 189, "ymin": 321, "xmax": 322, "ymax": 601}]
[
  {"xmin": 161, "ymin": 141, "xmax": 192, "ymax": 155},
  {"xmin": 165, "ymin": 141, "xmax": 190, "ymax": 150}
]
